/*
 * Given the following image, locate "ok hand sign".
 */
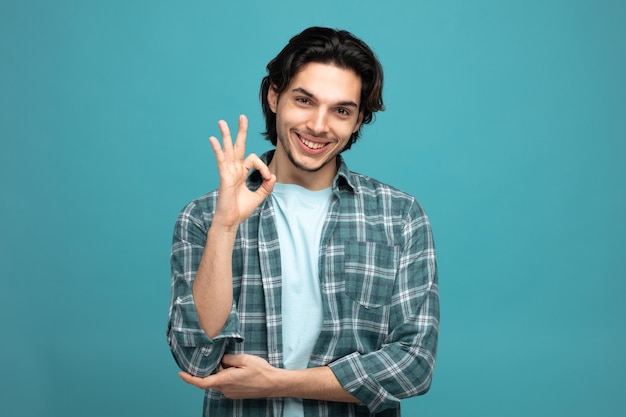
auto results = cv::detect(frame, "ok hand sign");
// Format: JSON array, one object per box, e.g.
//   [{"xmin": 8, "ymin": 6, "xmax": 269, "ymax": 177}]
[{"xmin": 209, "ymin": 115, "xmax": 276, "ymax": 230}]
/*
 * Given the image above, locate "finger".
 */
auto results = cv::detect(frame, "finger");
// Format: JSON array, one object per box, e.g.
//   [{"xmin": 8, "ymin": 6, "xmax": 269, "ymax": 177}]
[
  {"xmin": 258, "ymin": 173, "xmax": 276, "ymax": 197},
  {"xmin": 233, "ymin": 114, "xmax": 248, "ymax": 159},
  {"xmin": 179, "ymin": 371, "xmax": 214, "ymax": 390},
  {"xmin": 242, "ymin": 154, "xmax": 276, "ymax": 197},
  {"xmin": 209, "ymin": 136, "xmax": 225, "ymax": 165},
  {"xmin": 242, "ymin": 154, "xmax": 270, "ymax": 177},
  {"xmin": 217, "ymin": 120, "xmax": 234, "ymax": 156}
]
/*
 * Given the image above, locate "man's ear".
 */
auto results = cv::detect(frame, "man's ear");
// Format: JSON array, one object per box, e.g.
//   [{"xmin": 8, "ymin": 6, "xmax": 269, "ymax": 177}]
[
  {"xmin": 267, "ymin": 85, "xmax": 278, "ymax": 113},
  {"xmin": 353, "ymin": 111, "xmax": 365, "ymax": 133}
]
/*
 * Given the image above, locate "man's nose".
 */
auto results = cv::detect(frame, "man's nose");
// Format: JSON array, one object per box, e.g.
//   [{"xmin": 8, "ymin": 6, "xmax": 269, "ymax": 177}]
[{"xmin": 306, "ymin": 108, "xmax": 329, "ymax": 135}]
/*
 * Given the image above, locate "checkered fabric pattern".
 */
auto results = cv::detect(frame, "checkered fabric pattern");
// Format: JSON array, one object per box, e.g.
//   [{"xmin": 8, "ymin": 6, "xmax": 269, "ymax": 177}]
[{"xmin": 168, "ymin": 152, "xmax": 439, "ymax": 417}]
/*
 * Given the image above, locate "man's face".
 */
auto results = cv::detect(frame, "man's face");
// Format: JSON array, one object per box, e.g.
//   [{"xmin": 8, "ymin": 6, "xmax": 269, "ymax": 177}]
[{"xmin": 267, "ymin": 62, "xmax": 363, "ymax": 187}]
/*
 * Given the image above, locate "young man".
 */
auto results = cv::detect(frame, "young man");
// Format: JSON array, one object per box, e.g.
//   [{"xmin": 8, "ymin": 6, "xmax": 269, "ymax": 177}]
[{"xmin": 167, "ymin": 27, "xmax": 439, "ymax": 417}]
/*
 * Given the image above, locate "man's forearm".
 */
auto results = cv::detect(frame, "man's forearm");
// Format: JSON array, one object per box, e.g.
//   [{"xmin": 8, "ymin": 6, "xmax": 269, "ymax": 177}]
[
  {"xmin": 180, "ymin": 355, "xmax": 359, "ymax": 404},
  {"xmin": 192, "ymin": 224, "xmax": 238, "ymax": 338},
  {"xmin": 273, "ymin": 366, "xmax": 359, "ymax": 403}
]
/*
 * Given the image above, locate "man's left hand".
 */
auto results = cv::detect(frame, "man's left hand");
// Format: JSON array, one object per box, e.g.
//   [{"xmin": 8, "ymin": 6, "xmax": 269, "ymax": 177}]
[{"xmin": 179, "ymin": 354, "xmax": 279, "ymax": 399}]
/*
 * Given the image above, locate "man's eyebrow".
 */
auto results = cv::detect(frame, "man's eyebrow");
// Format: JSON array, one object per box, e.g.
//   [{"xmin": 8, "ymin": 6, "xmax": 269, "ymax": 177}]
[{"xmin": 291, "ymin": 87, "xmax": 359, "ymax": 108}]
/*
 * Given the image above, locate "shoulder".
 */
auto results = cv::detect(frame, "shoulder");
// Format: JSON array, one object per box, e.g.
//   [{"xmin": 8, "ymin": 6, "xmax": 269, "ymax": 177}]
[
  {"xmin": 175, "ymin": 190, "xmax": 219, "ymax": 228},
  {"xmin": 346, "ymin": 170, "xmax": 428, "ymax": 219}
]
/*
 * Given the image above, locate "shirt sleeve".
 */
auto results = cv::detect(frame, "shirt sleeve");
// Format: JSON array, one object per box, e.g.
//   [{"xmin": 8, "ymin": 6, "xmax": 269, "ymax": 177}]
[
  {"xmin": 328, "ymin": 201, "xmax": 439, "ymax": 413},
  {"xmin": 166, "ymin": 199, "xmax": 243, "ymax": 377}
]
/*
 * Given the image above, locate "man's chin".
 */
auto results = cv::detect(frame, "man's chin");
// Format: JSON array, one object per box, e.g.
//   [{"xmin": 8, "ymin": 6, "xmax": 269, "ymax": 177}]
[{"xmin": 291, "ymin": 160, "xmax": 325, "ymax": 173}]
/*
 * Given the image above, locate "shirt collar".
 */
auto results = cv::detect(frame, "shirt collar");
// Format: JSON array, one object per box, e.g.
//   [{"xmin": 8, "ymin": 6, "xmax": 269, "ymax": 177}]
[{"xmin": 246, "ymin": 150, "xmax": 356, "ymax": 193}]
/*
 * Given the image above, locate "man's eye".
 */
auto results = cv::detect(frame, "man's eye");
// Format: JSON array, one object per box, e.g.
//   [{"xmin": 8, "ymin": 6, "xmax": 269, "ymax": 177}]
[
  {"xmin": 296, "ymin": 97, "xmax": 310, "ymax": 104},
  {"xmin": 337, "ymin": 108, "xmax": 350, "ymax": 116}
]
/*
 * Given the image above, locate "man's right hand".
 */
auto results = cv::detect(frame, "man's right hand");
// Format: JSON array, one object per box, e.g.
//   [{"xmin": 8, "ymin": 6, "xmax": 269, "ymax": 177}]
[
  {"xmin": 192, "ymin": 115, "xmax": 275, "ymax": 339},
  {"xmin": 209, "ymin": 114, "xmax": 276, "ymax": 231}
]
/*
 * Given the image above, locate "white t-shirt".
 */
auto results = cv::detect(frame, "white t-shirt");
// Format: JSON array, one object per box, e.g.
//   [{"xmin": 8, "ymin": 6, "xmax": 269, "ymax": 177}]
[{"xmin": 270, "ymin": 183, "xmax": 333, "ymax": 416}]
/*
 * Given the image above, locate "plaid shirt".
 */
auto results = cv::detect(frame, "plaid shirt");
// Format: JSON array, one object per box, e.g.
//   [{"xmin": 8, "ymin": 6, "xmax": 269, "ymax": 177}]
[{"xmin": 167, "ymin": 152, "xmax": 439, "ymax": 417}]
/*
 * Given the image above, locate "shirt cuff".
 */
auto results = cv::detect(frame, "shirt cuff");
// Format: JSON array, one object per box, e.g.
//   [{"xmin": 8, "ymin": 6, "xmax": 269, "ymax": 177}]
[{"xmin": 328, "ymin": 352, "xmax": 401, "ymax": 413}]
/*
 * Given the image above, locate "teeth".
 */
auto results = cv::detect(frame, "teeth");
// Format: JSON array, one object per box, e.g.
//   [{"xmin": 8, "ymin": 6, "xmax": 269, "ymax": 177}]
[{"xmin": 300, "ymin": 136, "xmax": 325, "ymax": 149}]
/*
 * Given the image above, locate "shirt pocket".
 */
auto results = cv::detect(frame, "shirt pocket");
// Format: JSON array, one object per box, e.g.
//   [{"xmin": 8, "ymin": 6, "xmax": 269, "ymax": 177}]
[{"xmin": 343, "ymin": 241, "xmax": 399, "ymax": 309}]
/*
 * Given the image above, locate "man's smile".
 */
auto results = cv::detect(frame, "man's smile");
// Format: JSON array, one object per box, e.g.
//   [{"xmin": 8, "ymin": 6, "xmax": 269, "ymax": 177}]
[{"xmin": 295, "ymin": 131, "xmax": 331, "ymax": 152}]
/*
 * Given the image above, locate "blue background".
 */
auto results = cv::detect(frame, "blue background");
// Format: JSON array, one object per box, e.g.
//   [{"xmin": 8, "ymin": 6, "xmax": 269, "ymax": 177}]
[{"xmin": 1, "ymin": 1, "xmax": 624, "ymax": 416}]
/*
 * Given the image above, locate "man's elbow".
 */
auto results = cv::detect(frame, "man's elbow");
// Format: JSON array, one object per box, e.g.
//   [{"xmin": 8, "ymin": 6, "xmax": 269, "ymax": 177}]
[
  {"xmin": 405, "ymin": 357, "xmax": 436, "ymax": 398},
  {"xmin": 167, "ymin": 329, "xmax": 221, "ymax": 377}
]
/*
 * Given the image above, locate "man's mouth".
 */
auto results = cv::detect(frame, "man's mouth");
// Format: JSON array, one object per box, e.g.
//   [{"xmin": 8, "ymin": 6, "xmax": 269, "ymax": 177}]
[{"xmin": 296, "ymin": 132, "xmax": 328, "ymax": 150}]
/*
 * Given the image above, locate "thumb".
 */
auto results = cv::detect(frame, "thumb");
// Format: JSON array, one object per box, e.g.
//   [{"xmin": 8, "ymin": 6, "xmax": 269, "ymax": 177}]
[{"xmin": 220, "ymin": 353, "xmax": 244, "ymax": 369}]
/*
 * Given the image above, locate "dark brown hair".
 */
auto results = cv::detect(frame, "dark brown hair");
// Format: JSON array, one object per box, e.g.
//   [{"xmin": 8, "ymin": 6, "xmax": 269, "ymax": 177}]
[{"xmin": 260, "ymin": 27, "xmax": 385, "ymax": 151}]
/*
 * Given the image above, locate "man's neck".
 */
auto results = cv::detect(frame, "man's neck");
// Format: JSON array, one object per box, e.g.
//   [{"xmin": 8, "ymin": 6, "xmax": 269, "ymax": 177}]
[{"xmin": 268, "ymin": 151, "xmax": 337, "ymax": 191}]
